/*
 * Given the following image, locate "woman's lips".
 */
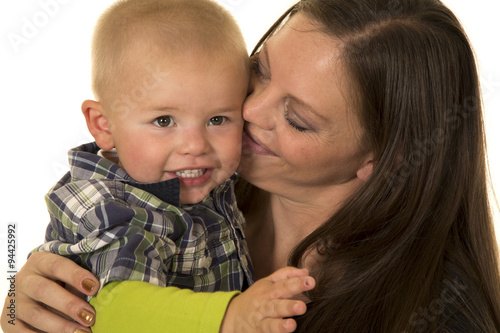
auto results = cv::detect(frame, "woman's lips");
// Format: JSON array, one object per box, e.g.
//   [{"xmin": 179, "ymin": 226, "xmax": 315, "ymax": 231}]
[{"xmin": 242, "ymin": 128, "xmax": 277, "ymax": 156}]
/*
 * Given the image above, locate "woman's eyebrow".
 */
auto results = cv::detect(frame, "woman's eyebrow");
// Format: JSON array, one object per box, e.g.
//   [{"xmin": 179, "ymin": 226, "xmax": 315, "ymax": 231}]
[
  {"xmin": 288, "ymin": 95, "xmax": 328, "ymax": 122},
  {"xmin": 262, "ymin": 43, "xmax": 325, "ymax": 122},
  {"xmin": 261, "ymin": 44, "xmax": 271, "ymax": 73}
]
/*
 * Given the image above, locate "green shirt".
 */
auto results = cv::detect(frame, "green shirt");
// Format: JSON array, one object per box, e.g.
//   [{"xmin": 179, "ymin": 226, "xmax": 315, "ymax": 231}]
[{"xmin": 90, "ymin": 281, "xmax": 239, "ymax": 332}]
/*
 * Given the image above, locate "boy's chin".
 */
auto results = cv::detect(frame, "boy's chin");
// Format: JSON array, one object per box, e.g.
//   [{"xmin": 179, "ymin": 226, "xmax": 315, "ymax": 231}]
[{"xmin": 179, "ymin": 189, "xmax": 211, "ymax": 205}]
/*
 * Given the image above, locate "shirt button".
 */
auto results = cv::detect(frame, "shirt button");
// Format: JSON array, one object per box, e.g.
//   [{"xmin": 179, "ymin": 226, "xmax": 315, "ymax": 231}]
[
  {"xmin": 241, "ymin": 255, "xmax": 248, "ymax": 267},
  {"xmin": 204, "ymin": 256, "xmax": 212, "ymax": 267}
]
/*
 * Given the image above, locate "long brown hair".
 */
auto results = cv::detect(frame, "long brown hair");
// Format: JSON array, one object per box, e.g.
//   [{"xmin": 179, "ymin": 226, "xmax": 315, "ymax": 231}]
[{"xmin": 241, "ymin": 0, "xmax": 500, "ymax": 331}]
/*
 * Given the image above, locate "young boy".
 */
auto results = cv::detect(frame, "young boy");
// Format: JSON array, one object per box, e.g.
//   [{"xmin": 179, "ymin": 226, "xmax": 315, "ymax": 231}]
[{"xmin": 33, "ymin": 0, "xmax": 254, "ymax": 327}]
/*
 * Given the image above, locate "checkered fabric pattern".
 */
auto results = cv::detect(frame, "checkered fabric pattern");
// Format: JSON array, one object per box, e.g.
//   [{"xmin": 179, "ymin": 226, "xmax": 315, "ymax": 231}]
[{"xmin": 32, "ymin": 142, "xmax": 255, "ymax": 295}]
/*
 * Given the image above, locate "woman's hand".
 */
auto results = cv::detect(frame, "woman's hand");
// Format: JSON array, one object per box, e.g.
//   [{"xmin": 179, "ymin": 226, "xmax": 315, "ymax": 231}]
[
  {"xmin": 220, "ymin": 267, "xmax": 315, "ymax": 333},
  {"xmin": 1, "ymin": 251, "xmax": 99, "ymax": 333}
]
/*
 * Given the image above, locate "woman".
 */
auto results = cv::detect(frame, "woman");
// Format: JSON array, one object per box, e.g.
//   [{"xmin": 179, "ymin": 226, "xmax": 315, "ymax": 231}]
[{"xmin": 3, "ymin": 0, "xmax": 500, "ymax": 332}]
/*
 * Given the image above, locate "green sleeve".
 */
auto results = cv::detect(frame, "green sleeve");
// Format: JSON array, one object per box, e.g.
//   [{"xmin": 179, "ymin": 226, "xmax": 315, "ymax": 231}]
[{"xmin": 89, "ymin": 281, "xmax": 240, "ymax": 333}]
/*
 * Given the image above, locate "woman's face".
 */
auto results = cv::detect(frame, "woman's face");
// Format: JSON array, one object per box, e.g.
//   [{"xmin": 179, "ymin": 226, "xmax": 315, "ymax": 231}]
[{"xmin": 239, "ymin": 13, "xmax": 373, "ymax": 202}]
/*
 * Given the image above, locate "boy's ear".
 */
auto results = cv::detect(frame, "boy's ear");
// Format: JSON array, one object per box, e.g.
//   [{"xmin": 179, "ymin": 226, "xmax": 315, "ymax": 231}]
[{"xmin": 81, "ymin": 100, "xmax": 114, "ymax": 150}]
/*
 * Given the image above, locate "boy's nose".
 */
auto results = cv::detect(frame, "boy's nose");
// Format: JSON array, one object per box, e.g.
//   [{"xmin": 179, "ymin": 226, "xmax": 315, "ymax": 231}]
[{"xmin": 178, "ymin": 128, "xmax": 210, "ymax": 156}]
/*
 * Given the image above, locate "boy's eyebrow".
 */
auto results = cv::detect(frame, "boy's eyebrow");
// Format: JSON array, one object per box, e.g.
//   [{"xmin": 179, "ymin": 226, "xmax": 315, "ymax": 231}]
[
  {"xmin": 149, "ymin": 106, "xmax": 242, "ymax": 113},
  {"xmin": 150, "ymin": 107, "xmax": 178, "ymax": 112},
  {"xmin": 212, "ymin": 107, "xmax": 242, "ymax": 113}
]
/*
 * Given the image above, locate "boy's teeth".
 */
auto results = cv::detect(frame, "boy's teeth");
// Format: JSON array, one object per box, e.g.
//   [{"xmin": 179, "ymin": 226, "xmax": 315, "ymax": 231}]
[{"xmin": 175, "ymin": 169, "xmax": 205, "ymax": 178}]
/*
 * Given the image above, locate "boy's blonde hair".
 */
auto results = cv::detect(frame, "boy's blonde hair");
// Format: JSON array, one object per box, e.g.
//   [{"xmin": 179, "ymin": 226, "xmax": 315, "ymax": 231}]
[{"xmin": 91, "ymin": 0, "xmax": 247, "ymax": 106}]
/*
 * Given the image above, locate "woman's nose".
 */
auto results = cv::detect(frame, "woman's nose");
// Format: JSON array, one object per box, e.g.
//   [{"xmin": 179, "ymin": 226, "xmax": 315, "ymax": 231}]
[{"xmin": 243, "ymin": 79, "xmax": 275, "ymax": 131}]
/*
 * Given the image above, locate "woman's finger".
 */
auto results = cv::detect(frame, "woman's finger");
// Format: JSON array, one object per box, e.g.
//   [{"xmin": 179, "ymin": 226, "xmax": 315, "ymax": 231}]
[
  {"xmin": 1, "ymin": 293, "xmax": 92, "ymax": 333},
  {"xmin": 1, "ymin": 294, "xmax": 39, "ymax": 333},
  {"xmin": 5, "ymin": 252, "xmax": 98, "ymax": 331},
  {"xmin": 1, "ymin": 316, "xmax": 40, "ymax": 333},
  {"xmin": 28, "ymin": 251, "xmax": 99, "ymax": 296},
  {"xmin": 18, "ymin": 274, "xmax": 95, "ymax": 327}
]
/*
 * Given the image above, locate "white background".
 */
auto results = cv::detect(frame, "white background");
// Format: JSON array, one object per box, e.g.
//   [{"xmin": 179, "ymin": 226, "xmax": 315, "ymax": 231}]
[{"xmin": 0, "ymin": 0, "xmax": 499, "ymax": 308}]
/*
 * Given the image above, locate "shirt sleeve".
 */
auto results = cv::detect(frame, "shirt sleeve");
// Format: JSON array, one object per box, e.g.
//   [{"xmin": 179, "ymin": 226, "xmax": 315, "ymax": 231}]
[
  {"xmin": 90, "ymin": 281, "xmax": 240, "ymax": 333},
  {"xmin": 34, "ymin": 181, "xmax": 182, "ymax": 290}
]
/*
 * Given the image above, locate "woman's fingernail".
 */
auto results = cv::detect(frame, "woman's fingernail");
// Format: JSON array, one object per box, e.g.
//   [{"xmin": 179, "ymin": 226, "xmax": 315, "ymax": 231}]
[
  {"xmin": 74, "ymin": 329, "xmax": 89, "ymax": 333},
  {"xmin": 78, "ymin": 309, "xmax": 95, "ymax": 325},
  {"xmin": 82, "ymin": 279, "xmax": 96, "ymax": 293}
]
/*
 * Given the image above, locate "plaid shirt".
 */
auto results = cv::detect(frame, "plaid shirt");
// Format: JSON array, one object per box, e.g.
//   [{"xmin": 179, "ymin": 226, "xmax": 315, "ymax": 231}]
[{"xmin": 33, "ymin": 142, "xmax": 255, "ymax": 294}]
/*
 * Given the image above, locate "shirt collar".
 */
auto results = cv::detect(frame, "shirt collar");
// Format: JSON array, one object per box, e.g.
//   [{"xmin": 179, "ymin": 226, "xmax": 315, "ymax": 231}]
[
  {"xmin": 68, "ymin": 142, "xmax": 238, "ymax": 207},
  {"xmin": 69, "ymin": 142, "xmax": 181, "ymax": 206}
]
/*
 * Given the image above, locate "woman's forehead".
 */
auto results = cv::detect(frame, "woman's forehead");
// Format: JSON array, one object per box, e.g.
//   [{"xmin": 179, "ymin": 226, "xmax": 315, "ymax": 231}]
[
  {"xmin": 267, "ymin": 13, "xmax": 343, "ymax": 73},
  {"xmin": 264, "ymin": 13, "xmax": 353, "ymax": 121}
]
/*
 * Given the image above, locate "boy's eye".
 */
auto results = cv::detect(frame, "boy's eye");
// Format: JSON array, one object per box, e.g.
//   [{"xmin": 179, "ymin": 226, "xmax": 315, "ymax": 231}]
[
  {"xmin": 209, "ymin": 116, "xmax": 226, "ymax": 126},
  {"xmin": 153, "ymin": 116, "xmax": 174, "ymax": 127}
]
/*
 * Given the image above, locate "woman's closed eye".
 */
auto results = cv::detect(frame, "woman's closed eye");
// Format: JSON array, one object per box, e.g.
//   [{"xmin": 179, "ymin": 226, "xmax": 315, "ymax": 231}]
[{"xmin": 284, "ymin": 109, "xmax": 309, "ymax": 132}]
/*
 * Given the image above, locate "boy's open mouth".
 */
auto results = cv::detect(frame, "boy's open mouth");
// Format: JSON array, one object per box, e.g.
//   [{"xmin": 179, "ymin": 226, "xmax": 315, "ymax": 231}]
[{"xmin": 175, "ymin": 169, "xmax": 206, "ymax": 178}]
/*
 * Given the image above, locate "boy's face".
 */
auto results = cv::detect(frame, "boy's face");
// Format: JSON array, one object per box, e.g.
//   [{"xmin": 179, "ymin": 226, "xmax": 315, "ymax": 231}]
[{"xmin": 106, "ymin": 47, "xmax": 248, "ymax": 204}]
